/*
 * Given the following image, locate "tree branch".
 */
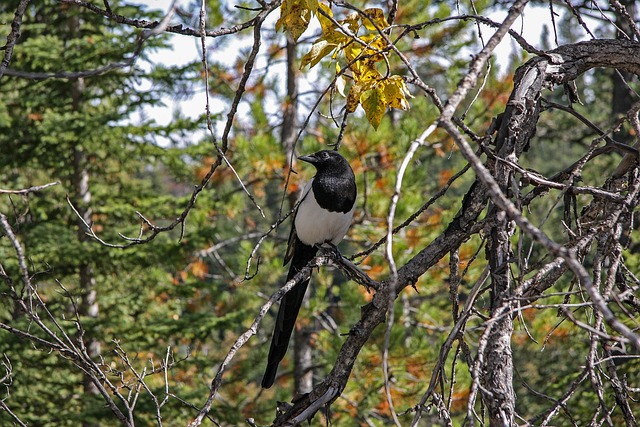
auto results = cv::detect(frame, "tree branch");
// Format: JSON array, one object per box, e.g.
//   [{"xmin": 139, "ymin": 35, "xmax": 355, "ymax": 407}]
[
  {"xmin": 0, "ymin": 181, "xmax": 60, "ymax": 195},
  {"xmin": 0, "ymin": 0, "xmax": 30, "ymax": 79}
]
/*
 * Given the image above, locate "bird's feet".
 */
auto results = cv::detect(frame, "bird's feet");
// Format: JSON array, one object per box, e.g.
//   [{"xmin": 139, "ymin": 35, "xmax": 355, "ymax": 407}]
[{"xmin": 318, "ymin": 242, "xmax": 342, "ymax": 260}]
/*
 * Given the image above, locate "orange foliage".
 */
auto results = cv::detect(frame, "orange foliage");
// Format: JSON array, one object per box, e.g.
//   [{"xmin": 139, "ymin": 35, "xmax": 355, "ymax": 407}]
[
  {"xmin": 171, "ymin": 270, "xmax": 188, "ymax": 285},
  {"xmin": 196, "ymin": 156, "xmax": 224, "ymax": 183},
  {"xmin": 421, "ymin": 207, "xmax": 443, "ymax": 226},
  {"xmin": 520, "ymin": 307, "xmax": 537, "ymax": 322},
  {"xmin": 244, "ymin": 215, "xmax": 256, "ymax": 229},
  {"xmin": 438, "ymin": 168, "xmax": 454, "ymax": 187},
  {"xmin": 358, "ymin": 285, "xmax": 375, "ymax": 302},
  {"xmin": 186, "ymin": 289, "xmax": 202, "ymax": 312},
  {"xmin": 283, "ymin": 165, "xmax": 302, "ymax": 194},
  {"xmin": 406, "ymin": 227, "xmax": 421, "ymax": 249},
  {"xmin": 455, "ymin": 243, "xmax": 477, "ymax": 271},
  {"xmin": 511, "ymin": 330, "xmax": 530, "ymax": 346},
  {"xmin": 172, "ymin": 364, "xmax": 198, "ymax": 385},
  {"xmin": 366, "ymin": 264, "xmax": 385, "ymax": 281},
  {"xmin": 349, "ymin": 156, "xmax": 365, "ymax": 174},
  {"xmin": 91, "ymin": 212, "xmax": 107, "ymax": 233},
  {"xmin": 155, "ymin": 291, "xmax": 170, "ymax": 303},
  {"xmin": 375, "ymin": 176, "xmax": 388, "ymax": 190},
  {"xmin": 544, "ymin": 324, "xmax": 571, "ymax": 345},
  {"xmin": 189, "ymin": 259, "xmax": 209, "ymax": 280},
  {"xmin": 405, "ymin": 358, "xmax": 424, "ymax": 378},
  {"xmin": 374, "ymin": 385, "xmax": 406, "ymax": 417},
  {"xmin": 433, "ymin": 136, "xmax": 456, "ymax": 158},
  {"xmin": 214, "ymin": 301, "xmax": 226, "ymax": 316},
  {"xmin": 449, "ymin": 387, "xmax": 470, "ymax": 412}
]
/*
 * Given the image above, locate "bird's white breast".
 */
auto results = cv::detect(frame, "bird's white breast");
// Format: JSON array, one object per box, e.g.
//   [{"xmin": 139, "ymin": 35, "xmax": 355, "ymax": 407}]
[{"xmin": 295, "ymin": 179, "xmax": 355, "ymax": 247}]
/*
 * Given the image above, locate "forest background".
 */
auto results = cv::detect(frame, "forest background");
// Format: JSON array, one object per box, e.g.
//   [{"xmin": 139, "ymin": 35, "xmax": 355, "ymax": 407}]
[{"xmin": 1, "ymin": 0, "xmax": 639, "ymax": 426}]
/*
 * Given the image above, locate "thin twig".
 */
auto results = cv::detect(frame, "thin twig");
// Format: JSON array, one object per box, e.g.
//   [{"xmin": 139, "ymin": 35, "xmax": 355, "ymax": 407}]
[
  {"xmin": 4, "ymin": 2, "xmax": 176, "ymax": 80},
  {"xmin": 59, "ymin": 0, "xmax": 263, "ymax": 38},
  {"xmin": 0, "ymin": 181, "xmax": 60, "ymax": 195}
]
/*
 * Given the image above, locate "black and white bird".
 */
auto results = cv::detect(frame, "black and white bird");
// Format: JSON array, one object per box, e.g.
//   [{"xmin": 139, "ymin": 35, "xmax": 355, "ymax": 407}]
[{"xmin": 261, "ymin": 150, "xmax": 357, "ymax": 389}]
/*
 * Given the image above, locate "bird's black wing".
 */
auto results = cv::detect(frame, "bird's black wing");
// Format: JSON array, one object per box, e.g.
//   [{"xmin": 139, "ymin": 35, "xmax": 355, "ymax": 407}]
[
  {"xmin": 283, "ymin": 180, "xmax": 313, "ymax": 267},
  {"xmin": 283, "ymin": 219, "xmax": 297, "ymax": 267}
]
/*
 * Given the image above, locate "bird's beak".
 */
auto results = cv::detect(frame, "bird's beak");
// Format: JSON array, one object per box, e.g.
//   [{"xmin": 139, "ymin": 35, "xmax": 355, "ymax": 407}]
[{"xmin": 298, "ymin": 153, "xmax": 317, "ymax": 164}]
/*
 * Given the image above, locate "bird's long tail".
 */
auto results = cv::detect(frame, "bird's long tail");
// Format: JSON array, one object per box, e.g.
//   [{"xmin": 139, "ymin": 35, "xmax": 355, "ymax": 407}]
[{"xmin": 261, "ymin": 240, "xmax": 318, "ymax": 388}]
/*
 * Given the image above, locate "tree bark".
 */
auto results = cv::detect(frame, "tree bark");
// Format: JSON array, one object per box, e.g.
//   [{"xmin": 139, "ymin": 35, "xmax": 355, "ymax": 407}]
[
  {"xmin": 611, "ymin": 0, "xmax": 637, "ymax": 144},
  {"xmin": 477, "ymin": 46, "xmax": 546, "ymax": 426},
  {"xmin": 68, "ymin": 15, "xmax": 100, "ymax": 426}
]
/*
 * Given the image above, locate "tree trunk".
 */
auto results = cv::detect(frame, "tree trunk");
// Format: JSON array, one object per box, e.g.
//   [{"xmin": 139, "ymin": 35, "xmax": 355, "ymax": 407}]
[
  {"xmin": 611, "ymin": 0, "xmax": 637, "ymax": 144},
  {"xmin": 73, "ymin": 145, "xmax": 100, "ymax": 393},
  {"xmin": 475, "ymin": 53, "xmax": 545, "ymax": 427},
  {"xmin": 482, "ymin": 153, "xmax": 516, "ymax": 427},
  {"xmin": 68, "ymin": 15, "xmax": 100, "ymax": 427}
]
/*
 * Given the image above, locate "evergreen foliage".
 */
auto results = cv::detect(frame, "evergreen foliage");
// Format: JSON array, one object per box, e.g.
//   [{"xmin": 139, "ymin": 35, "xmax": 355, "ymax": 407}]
[{"xmin": 1, "ymin": 0, "xmax": 639, "ymax": 426}]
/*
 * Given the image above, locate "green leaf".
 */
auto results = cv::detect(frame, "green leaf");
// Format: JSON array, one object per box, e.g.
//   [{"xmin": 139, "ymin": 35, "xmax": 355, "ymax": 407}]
[{"xmin": 360, "ymin": 85, "xmax": 386, "ymax": 129}]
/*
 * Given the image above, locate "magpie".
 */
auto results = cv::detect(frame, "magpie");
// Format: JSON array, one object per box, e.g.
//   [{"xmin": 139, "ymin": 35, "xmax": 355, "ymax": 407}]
[{"xmin": 261, "ymin": 150, "xmax": 357, "ymax": 389}]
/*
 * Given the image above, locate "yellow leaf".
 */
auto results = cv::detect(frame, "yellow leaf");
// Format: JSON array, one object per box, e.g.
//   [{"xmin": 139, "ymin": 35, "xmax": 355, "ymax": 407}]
[
  {"xmin": 305, "ymin": 0, "xmax": 318, "ymax": 12},
  {"xmin": 380, "ymin": 75, "xmax": 412, "ymax": 110},
  {"xmin": 276, "ymin": 0, "xmax": 316, "ymax": 41},
  {"xmin": 340, "ymin": 12, "xmax": 360, "ymax": 33},
  {"xmin": 359, "ymin": 33, "xmax": 388, "ymax": 62},
  {"xmin": 344, "ymin": 42, "xmax": 363, "ymax": 64},
  {"xmin": 362, "ymin": 8, "xmax": 389, "ymax": 31},
  {"xmin": 346, "ymin": 80, "xmax": 372, "ymax": 113},
  {"xmin": 317, "ymin": 2, "xmax": 334, "ymax": 34},
  {"xmin": 343, "ymin": 36, "xmax": 387, "ymax": 78},
  {"xmin": 353, "ymin": 59, "xmax": 381, "ymax": 82},
  {"xmin": 360, "ymin": 85, "xmax": 386, "ymax": 129},
  {"xmin": 300, "ymin": 39, "xmax": 336, "ymax": 69}
]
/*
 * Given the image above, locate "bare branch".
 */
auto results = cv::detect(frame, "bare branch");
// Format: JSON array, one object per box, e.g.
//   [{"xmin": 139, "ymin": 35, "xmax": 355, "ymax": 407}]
[
  {"xmin": 59, "ymin": 0, "xmax": 264, "ymax": 38},
  {"xmin": 4, "ymin": 2, "xmax": 177, "ymax": 80},
  {"xmin": 0, "ymin": 0, "xmax": 30, "ymax": 79},
  {"xmin": 0, "ymin": 399, "xmax": 27, "ymax": 427},
  {"xmin": 189, "ymin": 250, "xmax": 342, "ymax": 427},
  {"xmin": 0, "ymin": 181, "xmax": 60, "ymax": 195}
]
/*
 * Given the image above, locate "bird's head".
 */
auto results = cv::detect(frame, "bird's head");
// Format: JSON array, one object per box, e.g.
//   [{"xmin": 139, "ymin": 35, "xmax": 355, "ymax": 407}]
[{"xmin": 298, "ymin": 150, "xmax": 351, "ymax": 174}]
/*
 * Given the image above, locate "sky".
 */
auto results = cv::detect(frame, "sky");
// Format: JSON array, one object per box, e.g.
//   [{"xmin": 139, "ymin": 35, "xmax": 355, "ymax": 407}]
[{"xmin": 137, "ymin": 1, "xmax": 562, "ymax": 134}]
